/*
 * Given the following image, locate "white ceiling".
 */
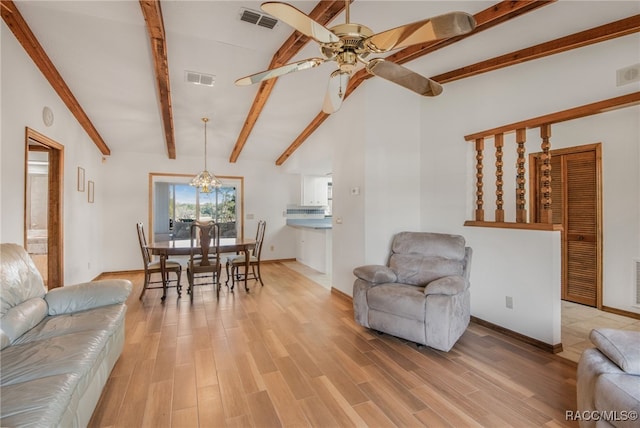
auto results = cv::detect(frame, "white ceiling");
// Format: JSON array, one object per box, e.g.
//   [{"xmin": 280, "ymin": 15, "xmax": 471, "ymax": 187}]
[{"xmin": 11, "ymin": 1, "xmax": 640, "ymax": 166}]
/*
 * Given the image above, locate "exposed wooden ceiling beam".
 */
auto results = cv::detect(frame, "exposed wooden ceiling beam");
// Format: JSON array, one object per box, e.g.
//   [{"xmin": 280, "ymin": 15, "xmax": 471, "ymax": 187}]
[
  {"xmin": 1, "ymin": 0, "xmax": 111, "ymax": 155},
  {"xmin": 434, "ymin": 14, "xmax": 640, "ymax": 85},
  {"xmin": 275, "ymin": 0, "xmax": 554, "ymax": 166},
  {"xmin": 139, "ymin": 0, "xmax": 175, "ymax": 159},
  {"xmin": 229, "ymin": 0, "xmax": 349, "ymax": 163}
]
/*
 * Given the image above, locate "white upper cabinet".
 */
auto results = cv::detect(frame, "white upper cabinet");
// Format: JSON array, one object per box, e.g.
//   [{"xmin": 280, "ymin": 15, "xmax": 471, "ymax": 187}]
[{"xmin": 302, "ymin": 175, "xmax": 330, "ymax": 206}]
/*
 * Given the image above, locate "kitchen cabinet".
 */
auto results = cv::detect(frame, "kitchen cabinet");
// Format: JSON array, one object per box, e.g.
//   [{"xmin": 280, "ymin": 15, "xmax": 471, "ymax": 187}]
[
  {"xmin": 296, "ymin": 227, "xmax": 332, "ymax": 274},
  {"xmin": 301, "ymin": 175, "xmax": 330, "ymax": 206}
]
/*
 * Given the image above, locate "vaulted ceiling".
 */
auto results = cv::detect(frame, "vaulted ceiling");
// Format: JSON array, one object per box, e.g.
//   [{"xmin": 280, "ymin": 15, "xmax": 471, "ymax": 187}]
[{"xmin": 2, "ymin": 1, "xmax": 639, "ymax": 170}]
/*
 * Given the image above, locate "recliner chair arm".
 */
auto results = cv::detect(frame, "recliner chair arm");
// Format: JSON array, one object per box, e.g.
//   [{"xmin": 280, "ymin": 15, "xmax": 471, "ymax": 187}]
[
  {"xmin": 424, "ymin": 276, "xmax": 467, "ymax": 296},
  {"xmin": 353, "ymin": 265, "xmax": 397, "ymax": 284}
]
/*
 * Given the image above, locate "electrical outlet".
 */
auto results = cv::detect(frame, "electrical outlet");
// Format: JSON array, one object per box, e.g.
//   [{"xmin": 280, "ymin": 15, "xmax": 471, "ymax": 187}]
[
  {"xmin": 505, "ymin": 296, "xmax": 513, "ymax": 309},
  {"xmin": 270, "ymin": 245, "xmax": 275, "ymax": 251}
]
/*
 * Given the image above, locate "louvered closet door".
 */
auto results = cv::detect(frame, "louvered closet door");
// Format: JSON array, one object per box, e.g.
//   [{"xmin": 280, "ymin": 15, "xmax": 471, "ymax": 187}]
[{"xmin": 563, "ymin": 150, "xmax": 598, "ymax": 306}]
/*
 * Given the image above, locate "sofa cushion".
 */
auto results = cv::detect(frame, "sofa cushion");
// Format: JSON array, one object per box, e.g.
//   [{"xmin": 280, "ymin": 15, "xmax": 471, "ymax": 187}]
[
  {"xmin": 0, "ymin": 329, "xmax": 111, "ymax": 387},
  {"xmin": 0, "ymin": 243, "xmax": 46, "ymax": 318},
  {"xmin": 0, "ymin": 373, "xmax": 78, "ymax": 427},
  {"xmin": 13, "ymin": 304, "xmax": 126, "ymax": 346},
  {"xmin": 0, "ymin": 297, "xmax": 48, "ymax": 349},
  {"xmin": 367, "ymin": 283, "xmax": 426, "ymax": 322},
  {"xmin": 390, "ymin": 254, "xmax": 463, "ymax": 286},
  {"xmin": 590, "ymin": 328, "xmax": 640, "ymax": 375}
]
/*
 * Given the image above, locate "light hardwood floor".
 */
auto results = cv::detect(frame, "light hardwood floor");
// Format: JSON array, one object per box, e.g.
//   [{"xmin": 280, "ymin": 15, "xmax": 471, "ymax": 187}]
[
  {"xmin": 283, "ymin": 263, "xmax": 640, "ymax": 364},
  {"xmin": 90, "ymin": 263, "xmax": 578, "ymax": 427}
]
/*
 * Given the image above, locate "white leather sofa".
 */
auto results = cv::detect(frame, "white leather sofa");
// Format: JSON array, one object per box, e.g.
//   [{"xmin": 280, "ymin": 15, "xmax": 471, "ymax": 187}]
[{"xmin": 0, "ymin": 243, "xmax": 132, "ymax": 427}]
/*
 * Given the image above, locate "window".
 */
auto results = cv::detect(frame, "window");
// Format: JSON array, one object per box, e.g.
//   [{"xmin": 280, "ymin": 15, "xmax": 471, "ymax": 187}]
[{"xmin": 149, "ymin": 174, "xmax": 244, "ymax": 243}]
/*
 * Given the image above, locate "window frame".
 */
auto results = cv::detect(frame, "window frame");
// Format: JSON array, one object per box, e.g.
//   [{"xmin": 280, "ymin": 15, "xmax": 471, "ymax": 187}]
[{"xmin": 148, "ymin": 173, "xmax": 245, "ymax": 243}]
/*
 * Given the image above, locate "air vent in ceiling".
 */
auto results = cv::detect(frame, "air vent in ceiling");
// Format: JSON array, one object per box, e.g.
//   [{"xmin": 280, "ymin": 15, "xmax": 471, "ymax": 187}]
[
  {"xmin": 185, "ymin": 70, "xmax": 215, "ymax": 87},
  {"xmin": 239, "ymin": 8, "xmax": 278, "ymax": 29},
  {"xmin": 616, "ymin": 63, "xmax": 640, "ymax": 87}
]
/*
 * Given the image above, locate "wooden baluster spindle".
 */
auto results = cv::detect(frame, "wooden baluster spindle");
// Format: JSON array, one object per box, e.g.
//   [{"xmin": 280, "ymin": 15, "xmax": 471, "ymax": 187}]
[
  {"xmin": 494, "ymin": 133, "xmax": 504, "ymax": 222},
  {"xmin": 475, "ymin": 137, "xmax": 485, "ymax": 221},
  {"xmin": 539, "ymin": 124, "xmax": 552, "ymax": 223},
  {"xmin": 515, "ymin": 128, "xmax": 527, "ymax": 223}
]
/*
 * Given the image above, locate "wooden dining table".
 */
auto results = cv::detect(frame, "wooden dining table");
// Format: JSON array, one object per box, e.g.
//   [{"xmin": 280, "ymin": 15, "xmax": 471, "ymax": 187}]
[{"xmin": 146, "ymin": 237, "xmax": 256, "ymax": 300}]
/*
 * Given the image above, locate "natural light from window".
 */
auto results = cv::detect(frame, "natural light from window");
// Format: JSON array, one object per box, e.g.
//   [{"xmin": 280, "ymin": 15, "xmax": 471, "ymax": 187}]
[{"xmin": 149, "ymin": 174, "xmax": 244, "ymax": 243}]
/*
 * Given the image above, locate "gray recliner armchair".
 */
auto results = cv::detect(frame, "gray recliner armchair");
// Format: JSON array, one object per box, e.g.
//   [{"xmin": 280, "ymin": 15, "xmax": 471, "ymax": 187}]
[{"xmin": 353, "ymin": 232, "xmax": 472, "ymax": 352}]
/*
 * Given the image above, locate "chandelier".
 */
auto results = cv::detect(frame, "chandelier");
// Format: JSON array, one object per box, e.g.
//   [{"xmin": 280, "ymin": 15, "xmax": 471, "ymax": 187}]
[{"xmin": 190, "ymin": 117, "xmax": 222, "ymax": 193}]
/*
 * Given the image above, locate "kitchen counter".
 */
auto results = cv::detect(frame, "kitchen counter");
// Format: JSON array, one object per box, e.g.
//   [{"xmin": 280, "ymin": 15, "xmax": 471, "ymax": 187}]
[{"xmin": 286, "ymin": 217, "xmax": 332, "ymax": 229}]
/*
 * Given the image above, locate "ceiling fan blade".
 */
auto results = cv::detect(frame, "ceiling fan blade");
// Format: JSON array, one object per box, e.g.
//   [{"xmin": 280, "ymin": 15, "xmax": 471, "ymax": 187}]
[
  {"xmin": 322, "ymin": 70, "xmax": 350, "ymax": 114},
  {"xmin": 366, "ymin": 58, "xmax": 442, "ymax": 97},
  {"xmin": 235, "ymin": 58, "xmax": 324, "ymax": 86},
  {"xmin": 365, "ymin": 12, "xmax": 475, "ymax": 53},
  {"xmin": 261, "ymin": 2, "xmax": 340, "ymax": 44}
]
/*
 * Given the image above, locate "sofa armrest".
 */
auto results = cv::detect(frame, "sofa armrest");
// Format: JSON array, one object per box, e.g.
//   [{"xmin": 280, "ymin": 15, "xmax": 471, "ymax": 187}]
[
  {"xmin": 353, "ymin": 265, "xmax": 397, "ymax": 284},
  {"xmin": 45, "ymin": 279, "xmax": 133, "ymax": 316},
  {"xmin": 590, "ymin": 328, "xmax": 640, "ymax": 375},
  {"xmin": 424, "ymin": 276, "xmax": 466, "ymax": 296}
]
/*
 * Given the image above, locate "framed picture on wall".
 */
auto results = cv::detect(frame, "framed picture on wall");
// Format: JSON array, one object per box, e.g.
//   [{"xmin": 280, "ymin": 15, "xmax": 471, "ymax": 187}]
[
  {"xmin": 88, "ymin": 180, "xmax": 94, "ymax": 203},
  {"xmin": 77, "ymin": 167, "xmax": 85, "ymax": 192}
]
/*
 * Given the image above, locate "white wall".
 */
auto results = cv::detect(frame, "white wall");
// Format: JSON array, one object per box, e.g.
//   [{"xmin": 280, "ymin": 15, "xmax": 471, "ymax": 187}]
[
  {"xmin": 1, "ymin": 22, "xmax": 106, "ymax": 284},
  {"xmin": 323, "ymin": 77, "xmax": 423, "ymax": 296},
  {"xmin": 364, "ymin": 79, "xmax": 422, "ymax": 264},
  {"xmin": 101, "ymin": 150, "xmax": 299, "ymax": 272},
  {"xmin": 420, "ymin": 34, "xmax": 640, "ymax": 344}
]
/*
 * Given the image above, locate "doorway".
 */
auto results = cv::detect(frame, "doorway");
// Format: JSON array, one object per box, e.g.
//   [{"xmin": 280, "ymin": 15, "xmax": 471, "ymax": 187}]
[
  {"xmin": 530, "ymin": 143, "xmax": 602, "ymax": 308},
  {"xmin": 24, "ymin": 128, "xmax": 64, "ymax": 289}
]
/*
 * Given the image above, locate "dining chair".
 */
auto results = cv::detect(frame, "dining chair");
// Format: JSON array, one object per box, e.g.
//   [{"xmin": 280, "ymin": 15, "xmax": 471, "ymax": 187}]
[
  {"xmin": 226, "ymin": 220, "xmax": 266, "ymax": 289},
  {"xmin": 136, "ymin": 222, "xmax": 182, "ymax": 300},
  {"xmin": 187, "ymin": 220, "xmax": 222, "ymax": 299}
]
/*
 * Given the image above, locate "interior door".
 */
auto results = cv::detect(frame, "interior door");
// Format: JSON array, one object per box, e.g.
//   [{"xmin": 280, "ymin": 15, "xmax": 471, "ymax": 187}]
[
  {"xmin": 24, "ymin": 128, "xmax": 64, "ymax": 289},
  {"xmin": 531, "ymin": 144, "xmax": 602, "ymax": 307}
]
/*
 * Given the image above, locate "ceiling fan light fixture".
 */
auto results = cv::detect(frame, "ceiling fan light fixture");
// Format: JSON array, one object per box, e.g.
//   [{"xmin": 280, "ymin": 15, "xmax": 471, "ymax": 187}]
[
  {"xmin": 190, "ymin": 118, "xmax": 222, "ymax": 194},
  {"xmin": 236, "ymin": 2, "xmax": 476, "ymax": 112}
]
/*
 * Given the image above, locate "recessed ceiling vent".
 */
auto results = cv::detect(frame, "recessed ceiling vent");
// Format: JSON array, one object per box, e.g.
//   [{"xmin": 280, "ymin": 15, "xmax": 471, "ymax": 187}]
[
  {"xmin": 239, "ymin": 8, "xmax": 278, "ymax": 29},
  {"xmin": 617, "ymin": 63, "xmax": 640, "ymax": 87},
  {"xmin": 185, "ymin": 70, "xmax": 215, "ymax": 87}
]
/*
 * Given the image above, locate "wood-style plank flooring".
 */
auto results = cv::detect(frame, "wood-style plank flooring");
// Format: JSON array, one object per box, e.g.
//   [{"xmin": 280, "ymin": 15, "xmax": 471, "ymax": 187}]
[{"xmin": 89, "ymin": 263, "xmax": 578, "ymax": 427}]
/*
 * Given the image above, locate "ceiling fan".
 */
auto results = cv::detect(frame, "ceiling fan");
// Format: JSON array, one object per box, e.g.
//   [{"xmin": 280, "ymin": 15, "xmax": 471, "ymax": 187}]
[{"xmin": 235, "ymin": 1, "xmax": 476, "ymax": 114}]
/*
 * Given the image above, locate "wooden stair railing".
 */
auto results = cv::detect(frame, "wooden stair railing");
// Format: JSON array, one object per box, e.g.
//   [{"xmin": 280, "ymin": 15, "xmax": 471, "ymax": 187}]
[{"xmin": 464, "ymin": 91, "xmax": 640, "ymax": 231}]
